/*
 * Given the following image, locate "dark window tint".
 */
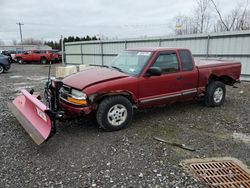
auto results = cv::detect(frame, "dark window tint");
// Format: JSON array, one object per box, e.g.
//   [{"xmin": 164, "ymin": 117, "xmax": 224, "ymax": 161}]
[
  {"xmin": 33, "ymin": 50, "xmax": 40, "ymax": 54},
  {"xmin": 153, "ymin": 53, "xmax": 179, "ymax": 74},
  {"xmin": 178, "ymin": 50, "xmax": 194, "ymax": 71}
]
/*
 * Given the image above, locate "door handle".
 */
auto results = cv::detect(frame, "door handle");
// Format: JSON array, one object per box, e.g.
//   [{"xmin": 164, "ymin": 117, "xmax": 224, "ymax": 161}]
[{"xmin": 176, "ymin": 76, "xmax": 183, "ymax": 81}]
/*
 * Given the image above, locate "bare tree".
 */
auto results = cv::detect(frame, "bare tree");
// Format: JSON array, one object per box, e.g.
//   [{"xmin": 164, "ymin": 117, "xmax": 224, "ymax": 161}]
[
  {"xmin": 174, "ymin": 15, "xmax": 198, "ymax": 35},
  {"xmin": 172, "ymin": 0, "xmax": 250, "ymax": 34},
  {"xmin": 210, "ymin": 0, "xmax": 249, "ymax": 31},
  {"xmin": 194, "ymin": 0, "xmax": 211, "ymax": 33},
  {"xmin": 12, "ymin": 39, "xmax": 17, "ymax": 45},
  {"xmin": 209, "ymin": 0, "xmax": 230, "ymax": 31},
  {"xmin": 18, "ymin": 38, "xmax": 44, "ymax": 45},
  {"xmin": 173, "ymin": 0, "xmax": 211, "ymax": 35}
]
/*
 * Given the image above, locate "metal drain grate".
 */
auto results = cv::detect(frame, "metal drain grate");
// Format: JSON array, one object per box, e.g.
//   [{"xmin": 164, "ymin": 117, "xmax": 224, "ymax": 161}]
[{"xmin": 187, "ymin": 160, "xmax": 250, "ymax": 188}]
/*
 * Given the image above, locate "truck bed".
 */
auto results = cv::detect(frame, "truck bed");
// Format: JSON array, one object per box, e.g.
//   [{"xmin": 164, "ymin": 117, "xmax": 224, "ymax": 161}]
[
  {"xmin": 195, "ymin": 59, "xmax": 241, "ymax": 87},
  {"xmin": 195, "ymin": 59, "xmax": 241, "ymax": 69}
]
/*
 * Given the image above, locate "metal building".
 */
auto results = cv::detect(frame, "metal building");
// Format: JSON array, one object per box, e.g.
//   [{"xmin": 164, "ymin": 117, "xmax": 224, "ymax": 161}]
[{"xmin": 65, "ymin": 30, "xmax": 250, "ymax": 81}]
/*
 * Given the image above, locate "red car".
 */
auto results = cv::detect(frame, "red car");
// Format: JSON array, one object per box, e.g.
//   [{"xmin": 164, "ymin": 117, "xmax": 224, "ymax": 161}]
[
  {"xmin": 15, "ymin": 50, "xmax": 60, "ymax": 64},
  {"xmin": 9, "ymin": 48, "xmax": 241, "ymax": 145}
]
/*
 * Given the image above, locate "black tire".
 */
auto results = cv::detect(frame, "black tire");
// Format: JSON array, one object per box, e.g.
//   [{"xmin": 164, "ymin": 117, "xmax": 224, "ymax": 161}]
[
  {"xmin": 17, "ymin": 58, "xmax": 23, "ymax": 64},
  {"xmin": 205, "ymin": 81, "xmax": 226, "ymax": 107},
  {"xmin": 0, "ymin": 65, "xmax": 4, "ymax": 74},
  {"xmin": 96, "ymin": 96, "xmax": 133, "ymax": 131},
  {"xmin": 40, "ymin": 57, "xmax": 47, "ymax": 64}
]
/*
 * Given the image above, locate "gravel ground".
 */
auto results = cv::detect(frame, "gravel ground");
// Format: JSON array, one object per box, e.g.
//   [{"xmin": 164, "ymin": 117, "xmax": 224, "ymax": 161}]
[{"xmin": 0, "ymin": 64, "xmax": 250, "ymax": 188}]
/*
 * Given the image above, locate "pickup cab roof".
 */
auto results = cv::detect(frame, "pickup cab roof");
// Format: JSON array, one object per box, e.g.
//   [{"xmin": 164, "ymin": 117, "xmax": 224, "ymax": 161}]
[{"xmin": 127, "ymin": 47, "xmax": 190, "ymax": 52}]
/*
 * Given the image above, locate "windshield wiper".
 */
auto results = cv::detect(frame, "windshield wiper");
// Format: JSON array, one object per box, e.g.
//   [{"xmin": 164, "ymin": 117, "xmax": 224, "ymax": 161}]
[
  {"xmin": 111, "ymin": 66, "xmax": 124, "ymax": 73},
  {"xmin": 89, "ymin": 64, "xmax": 109, "ymax": 68}
]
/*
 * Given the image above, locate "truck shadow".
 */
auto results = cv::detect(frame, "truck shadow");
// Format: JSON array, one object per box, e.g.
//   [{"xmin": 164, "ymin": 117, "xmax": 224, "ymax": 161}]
[{"xmin": 57, "ymin": 100, "xmax": 205, "ymax": 134}]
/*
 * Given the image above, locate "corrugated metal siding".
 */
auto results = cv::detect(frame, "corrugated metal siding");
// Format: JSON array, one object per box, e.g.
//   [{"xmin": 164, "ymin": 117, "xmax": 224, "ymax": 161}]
[{"xmin": 65, "ymin": 31, "xmax": 250, "ymax": 80}]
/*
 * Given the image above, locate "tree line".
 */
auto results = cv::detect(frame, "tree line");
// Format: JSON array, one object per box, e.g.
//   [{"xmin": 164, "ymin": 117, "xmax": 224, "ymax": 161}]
[
  {"xmin": 174, "ymin": 0, "xmax": 250, "ymax": 35},
  {"xmin": 44, "ymin": 35, "xmax": 99, "ymax": 50},
  {"xmin": 11, "ymin": 35, "xmax": 99, "ymax": 50}
]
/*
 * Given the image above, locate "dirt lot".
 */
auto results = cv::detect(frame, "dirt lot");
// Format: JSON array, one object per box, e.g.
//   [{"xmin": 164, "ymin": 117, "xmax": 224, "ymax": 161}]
[{"xmin": 0, "ymin": 64, "xmax": 250, "ymax": 187}]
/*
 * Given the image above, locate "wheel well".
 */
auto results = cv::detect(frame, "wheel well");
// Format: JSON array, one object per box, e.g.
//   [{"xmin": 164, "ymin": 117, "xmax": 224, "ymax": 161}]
[
  {"xmin": 94, "ymin": 93, "xmax": 135, "ymax": 105},
  {"xmin": 208, "ymin": 74, "xmax": 236, "ymax": 86},
  {"xmin": 40, "ymin": 56, "xmax": 47, "ymax": 60}
]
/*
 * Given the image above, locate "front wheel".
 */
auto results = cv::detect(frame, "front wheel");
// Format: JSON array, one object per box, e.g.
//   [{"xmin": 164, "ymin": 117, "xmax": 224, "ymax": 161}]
[
  {"xmin": 205, "ymin": 81, "xmax": 226, "ymax": 107},
  {"xmin": 96, "ymin": 96, "xmax": 133, "ymax": 131},
  {"xmin": 17, "ymin": 58, "xmax": 23, "ymax": 64},
  {"xmin": 40, "ymin": 58, "xmax": 47, "ymax": 64}
]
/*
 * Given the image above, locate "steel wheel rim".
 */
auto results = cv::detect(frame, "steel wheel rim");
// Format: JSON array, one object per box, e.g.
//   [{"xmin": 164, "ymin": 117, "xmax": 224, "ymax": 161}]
[
  {"xmin": 42, "ymin": 59, "xmax": 46, "ymax": 64},
  {"xmin": 0, "ymin": 66, "xmax": 3, "ymax": 73},
  {"xmin": 18, "ymin": 59, "xmax": 22, "ymax": 64},
  {"xmin": 107, "ymin": 104, "xmax": 127, "ymax": 126},
  {"xmin": 213, "ymin": 87, "xmax": 224, "ymax": 103}
]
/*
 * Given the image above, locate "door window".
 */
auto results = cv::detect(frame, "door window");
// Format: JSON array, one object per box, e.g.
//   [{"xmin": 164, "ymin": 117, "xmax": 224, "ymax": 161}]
[
  {"xmin": 33, "ymin": 50, "xmax": 40, "ymax": 54},
  {"xmin": 152, "ymin": 53, "xmax": 179, "ymax": 74}
]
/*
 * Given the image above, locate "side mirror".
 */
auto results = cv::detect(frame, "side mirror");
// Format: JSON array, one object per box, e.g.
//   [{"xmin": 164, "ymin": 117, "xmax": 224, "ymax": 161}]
[{"xmin": 145, "ymin": 67, "xmax": 162, "ymax": 77}]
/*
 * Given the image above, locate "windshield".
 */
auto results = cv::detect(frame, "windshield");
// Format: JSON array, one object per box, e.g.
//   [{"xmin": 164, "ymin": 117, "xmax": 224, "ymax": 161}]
[{"xmin": 110, "ymin": 51, "xmax": 152, "ymax": 76}]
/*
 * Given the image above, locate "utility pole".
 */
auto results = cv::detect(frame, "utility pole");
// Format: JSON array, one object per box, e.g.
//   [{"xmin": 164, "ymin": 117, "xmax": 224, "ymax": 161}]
[
  {"xmin": 16, "ymin": 22, "xmax": 24, "ymax": 50},
  {"xmin": 61, "ymin": 35, "xmax": 65, "ymax": 65}
]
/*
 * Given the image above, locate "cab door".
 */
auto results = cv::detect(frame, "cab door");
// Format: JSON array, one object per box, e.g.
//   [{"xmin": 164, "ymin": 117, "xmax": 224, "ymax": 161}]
[
  {"xmin": 138, "ymin": 51, "xmax": 183, "ymax": 107},
  {"xmin": 22, "ymin": 51, "xmax": 32, "ymax": 61},
  {"xmin": 33, "ymin": 50, "xmax": 41, "ymax": 61}
]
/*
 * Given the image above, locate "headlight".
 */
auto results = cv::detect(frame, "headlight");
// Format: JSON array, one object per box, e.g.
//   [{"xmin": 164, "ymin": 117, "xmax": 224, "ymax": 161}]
[
  {"xmin": 67, "ymin": 89, "xmax": 87, "ymax": 105},
  {"xmin": 71, "ymin": 89, "xmax": 87, "ymax": 100}
]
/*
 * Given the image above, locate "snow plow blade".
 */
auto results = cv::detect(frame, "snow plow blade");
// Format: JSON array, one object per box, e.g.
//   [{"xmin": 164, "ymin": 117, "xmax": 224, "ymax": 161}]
[{"xmin": 8, "ymin": 89, "xmax": 52, "ymax": 145}]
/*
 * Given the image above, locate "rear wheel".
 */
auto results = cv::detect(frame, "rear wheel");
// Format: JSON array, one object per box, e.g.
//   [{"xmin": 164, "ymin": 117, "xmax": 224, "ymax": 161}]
[
  {"xmin": 40, "ymin": 57, "xmax": 47, "ymax": 64},
  {"xmin": 96, "ymin": 96, "xmax": 133, "ymax": 131},
  {"xmin": 17, "ymin": 58, "xmax": 23, "ymax": 64},
  {"xmin": 0, "ymin": 65, "xmax": 4, "ymax": 74},
  {"xmin": 205, "ymin": 81, "xmax": 226, "ymax": 107}
]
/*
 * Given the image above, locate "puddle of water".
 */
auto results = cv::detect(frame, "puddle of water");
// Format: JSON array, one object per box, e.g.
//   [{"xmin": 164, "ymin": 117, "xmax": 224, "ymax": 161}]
[
  {"xmin": 10, "ymin": 75, "xmax": 23, "ymax": 79},
  {"xmin": 233, "ymin": 132, "xmax": 250, "ymax": 144},
  {"xmin": 26, "ymin": 76, "xmax": 47, "ymax": 81}
]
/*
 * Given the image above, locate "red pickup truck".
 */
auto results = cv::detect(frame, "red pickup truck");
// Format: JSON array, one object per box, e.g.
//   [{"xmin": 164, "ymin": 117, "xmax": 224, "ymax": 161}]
[
  {"xmin": 9, "ymin": 48, "xmax": 241, "ymax": 145},
  {"xmin": 15, "ymin": 50, "xmax": 60, "ymax": 64}
]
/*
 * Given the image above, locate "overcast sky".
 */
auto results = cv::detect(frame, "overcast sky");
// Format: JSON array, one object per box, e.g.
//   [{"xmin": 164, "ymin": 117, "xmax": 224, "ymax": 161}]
[{"xmin": 0, "ymin": 0, "xmax": 242, "ymax": 44}]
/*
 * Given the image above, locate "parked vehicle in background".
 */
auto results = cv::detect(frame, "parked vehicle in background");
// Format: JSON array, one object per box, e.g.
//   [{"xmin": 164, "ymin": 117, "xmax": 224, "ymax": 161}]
[
  {"xmin": 8, "ymin": 50, "xmax": 17, "ymax": 60},
  {"xmin": 15, "ymin": 50, "xmax": 61, "ymax": 64},
  {"xmin": 0, "ymin": 50, "xmax": 14, "ymax": 63},
  {"xmin": 8, "ymin": 48, "xmax": 241, "ymax": 145},
  {"xmin": 48, "ymin": 50, "xmax": 62, "ymax": 63},
  {"xmin": 0, "ymin": 54, "xmax": 11, "ymax": 74}
]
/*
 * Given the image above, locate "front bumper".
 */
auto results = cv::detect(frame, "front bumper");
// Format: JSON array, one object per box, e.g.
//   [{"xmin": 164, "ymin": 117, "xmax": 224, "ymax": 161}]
[{"xmin": 59, "ymin": 100, "xmax": 95, "ymax": 118}]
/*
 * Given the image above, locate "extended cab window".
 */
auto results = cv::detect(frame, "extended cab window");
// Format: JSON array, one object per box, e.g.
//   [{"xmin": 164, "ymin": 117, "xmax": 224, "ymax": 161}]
[
  {"xmin": 178, "ymin": 50, "xmax": 194, "ymax": 71},
  {"xmin": 34, "ymin": 50, "xmax": 40, "ymax": 54},
  {"xmin": 152, "ymin": 53, "xmax": 179, "ymax": 74}
]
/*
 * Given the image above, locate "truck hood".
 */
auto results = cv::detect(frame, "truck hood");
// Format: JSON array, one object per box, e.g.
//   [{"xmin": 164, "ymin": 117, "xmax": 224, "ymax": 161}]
[{"xmin": 62, "ymin": 67, "xmax": 129, "ymax": 90}]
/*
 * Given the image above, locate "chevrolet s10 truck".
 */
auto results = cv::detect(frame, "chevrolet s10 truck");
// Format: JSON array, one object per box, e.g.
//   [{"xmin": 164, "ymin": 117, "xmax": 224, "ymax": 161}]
[{"xmin": 9, "ymin": 48, "xmax": 241, "ymax": 145}]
